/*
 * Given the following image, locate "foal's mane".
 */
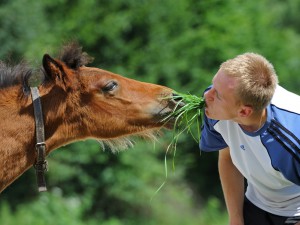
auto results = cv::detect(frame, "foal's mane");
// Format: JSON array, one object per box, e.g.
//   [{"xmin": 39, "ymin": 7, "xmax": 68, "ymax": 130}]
[
  {"xmin": 0, "ymin": 61, "xmax": 32, "ymax": 90},
  {"xmin": 0, "ymin": 42, "xmax": 93, "ymax": 91}
]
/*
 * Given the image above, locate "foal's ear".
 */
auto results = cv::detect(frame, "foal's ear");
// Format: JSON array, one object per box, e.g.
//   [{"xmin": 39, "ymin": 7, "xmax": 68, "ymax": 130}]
[{"xmin": 42, "ymin": 54, "xmax": 66, "ymax": 82}]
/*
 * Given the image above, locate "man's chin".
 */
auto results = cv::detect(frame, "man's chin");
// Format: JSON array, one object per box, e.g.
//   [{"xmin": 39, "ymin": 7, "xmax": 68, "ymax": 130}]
[
  {"xmin": 205, "ymin": 109, "xmax": 211, "ymax": 118},
  {"xmin": 205, "ymin": 110, "xmax": 217, "ymax": 120}
]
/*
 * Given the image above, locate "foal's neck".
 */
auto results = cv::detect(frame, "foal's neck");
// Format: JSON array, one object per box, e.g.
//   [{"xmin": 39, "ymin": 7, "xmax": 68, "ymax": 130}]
[
  {"xmin": 0, "ymin": 88, "xmax": 37, "ymax": 192},
  {"xmin": 0, "ymin": 86, "xmax": 83, "ymax": 192}
]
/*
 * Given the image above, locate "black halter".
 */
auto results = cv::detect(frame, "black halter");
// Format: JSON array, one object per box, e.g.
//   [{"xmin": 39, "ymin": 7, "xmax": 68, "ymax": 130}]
[{"xmin": 31, "ymin": 87, "xmax": 48, "ymax": 192}]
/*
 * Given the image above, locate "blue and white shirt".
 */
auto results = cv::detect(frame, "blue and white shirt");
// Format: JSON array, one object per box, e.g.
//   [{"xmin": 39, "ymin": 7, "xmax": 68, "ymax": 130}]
[{"xmin": 200, "ymin": 85, "xmax": 300, "ymax": 217}]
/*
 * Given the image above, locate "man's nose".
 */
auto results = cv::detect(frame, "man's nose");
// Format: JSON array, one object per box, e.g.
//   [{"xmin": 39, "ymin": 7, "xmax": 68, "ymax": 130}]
[{"xmin": 204, "ymin": 89, "xmax": 214, "ymax": 102}]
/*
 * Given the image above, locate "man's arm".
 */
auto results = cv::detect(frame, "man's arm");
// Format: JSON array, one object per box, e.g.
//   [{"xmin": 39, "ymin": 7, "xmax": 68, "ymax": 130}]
[{"xmin": 219, "ymin": 147, "xmax": 245, "ymax": 225}]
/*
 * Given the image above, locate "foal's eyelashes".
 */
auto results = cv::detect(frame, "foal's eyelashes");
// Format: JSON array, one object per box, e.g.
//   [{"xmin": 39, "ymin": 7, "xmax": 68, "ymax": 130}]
[{"xmin": 102, "ymin": 80, "xmax": 118, "ymax": 93}]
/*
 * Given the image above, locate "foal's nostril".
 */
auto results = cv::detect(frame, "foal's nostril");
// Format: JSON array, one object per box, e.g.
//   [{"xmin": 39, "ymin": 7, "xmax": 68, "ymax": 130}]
[
  {"xmin": 171, "ymin": 93, "xmax": 185, "ymax": 107},
  {"xmin": 172, "ymin": 93, "xmax": 183, "ymax": 101}
]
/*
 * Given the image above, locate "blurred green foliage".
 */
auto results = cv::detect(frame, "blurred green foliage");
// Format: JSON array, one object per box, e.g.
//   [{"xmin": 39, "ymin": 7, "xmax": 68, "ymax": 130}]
[{"xmin": 1, "ymin": 0, "xmax": 300, "ymax": 224}]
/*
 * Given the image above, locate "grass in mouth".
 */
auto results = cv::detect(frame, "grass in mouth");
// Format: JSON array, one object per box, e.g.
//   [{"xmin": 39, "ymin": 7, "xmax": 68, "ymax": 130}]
[
  {"xmin": 151, "ymin": 92, "xmax": 205, "ymax": 200},
  {"xmin": 164, "ymin": 91, "xmax": 205, "ymax": 151},
  {"xmin": 168, "ymin": 92, "xmax": 205, "ymax": 141}
]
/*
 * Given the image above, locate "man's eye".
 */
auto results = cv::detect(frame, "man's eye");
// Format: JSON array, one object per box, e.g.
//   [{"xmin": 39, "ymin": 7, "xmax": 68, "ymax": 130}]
[{"xmin": 102, "ymin": 81, "xmax": 118, "ymax": 92}]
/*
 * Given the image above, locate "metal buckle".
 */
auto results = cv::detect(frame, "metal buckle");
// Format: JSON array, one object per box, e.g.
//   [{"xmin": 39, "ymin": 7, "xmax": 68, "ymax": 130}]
[{"xmin": 35, "ymin": 142, "xmax": 46, "ymax": 150}]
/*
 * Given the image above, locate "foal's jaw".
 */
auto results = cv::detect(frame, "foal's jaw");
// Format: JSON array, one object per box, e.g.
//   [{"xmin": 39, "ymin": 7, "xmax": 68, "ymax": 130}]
[{"xmin": 81, "ymin": 95, "xmax": 175, "ymax": 139}]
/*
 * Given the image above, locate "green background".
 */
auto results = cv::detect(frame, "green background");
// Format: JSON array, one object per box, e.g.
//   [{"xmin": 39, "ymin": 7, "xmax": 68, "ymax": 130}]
[{"xmin": 1, "ymin": 0, "xmax": 300, "ymax": 224}]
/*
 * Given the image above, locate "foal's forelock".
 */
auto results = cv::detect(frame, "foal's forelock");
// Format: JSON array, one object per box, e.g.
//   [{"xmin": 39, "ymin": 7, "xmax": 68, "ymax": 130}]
[{"xmin": 58, "ymin": 42, "xmax": 94, "ymax": 69}]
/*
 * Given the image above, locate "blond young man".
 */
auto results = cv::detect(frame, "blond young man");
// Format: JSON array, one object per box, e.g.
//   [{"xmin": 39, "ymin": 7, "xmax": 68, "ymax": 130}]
[{"xmin": 200, "ymin": 53, "xmax": 300, "ymax": 225}]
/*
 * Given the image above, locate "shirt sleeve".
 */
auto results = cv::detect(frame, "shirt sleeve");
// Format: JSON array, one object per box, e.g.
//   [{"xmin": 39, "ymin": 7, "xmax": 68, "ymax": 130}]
[{"xmin": 199, "ymin": 113, "xmax": 228, "ymax": 152}]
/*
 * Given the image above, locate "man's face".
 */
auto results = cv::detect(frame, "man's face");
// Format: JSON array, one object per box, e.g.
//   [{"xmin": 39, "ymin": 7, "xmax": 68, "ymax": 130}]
[{"xmin": 204, "ymin": 69, "xmax": 241, "ymax": 120}]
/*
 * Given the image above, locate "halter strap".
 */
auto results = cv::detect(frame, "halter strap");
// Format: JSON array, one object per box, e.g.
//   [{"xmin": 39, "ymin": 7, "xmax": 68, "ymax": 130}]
[{"xmin": 31, "ymin": 87, "xmax": 48, "ymax": 192}]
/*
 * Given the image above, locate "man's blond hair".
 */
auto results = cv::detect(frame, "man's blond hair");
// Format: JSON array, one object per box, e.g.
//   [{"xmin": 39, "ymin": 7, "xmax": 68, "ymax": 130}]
[{"xmin": 220, "ymin": 53, "xmax": 278, "ymax": 112}]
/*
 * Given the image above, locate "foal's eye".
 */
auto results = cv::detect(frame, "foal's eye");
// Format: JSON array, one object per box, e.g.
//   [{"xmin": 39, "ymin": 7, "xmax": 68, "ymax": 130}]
[{"xmin": 102, "ymin": 81, "xmax": 118, "ymax": 92}]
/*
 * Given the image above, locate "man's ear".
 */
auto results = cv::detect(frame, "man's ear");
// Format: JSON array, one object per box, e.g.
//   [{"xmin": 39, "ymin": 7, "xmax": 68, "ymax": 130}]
[
  {"xmin": 43, "ymin": 54, "xmax": 66, "ymax": 82},
  {"xmin": 238, "ymin": 105, "xmax": 253, "ymax": 117}
]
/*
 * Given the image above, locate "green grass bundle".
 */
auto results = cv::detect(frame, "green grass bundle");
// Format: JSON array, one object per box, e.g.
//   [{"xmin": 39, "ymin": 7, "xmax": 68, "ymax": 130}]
[
  {"xmin": 152, "ymin": 92, "xmax": 205, "ymax": 199},
  {"xmin": 163, "ymin": 91, "xmax": 205, "ymax": 146}
]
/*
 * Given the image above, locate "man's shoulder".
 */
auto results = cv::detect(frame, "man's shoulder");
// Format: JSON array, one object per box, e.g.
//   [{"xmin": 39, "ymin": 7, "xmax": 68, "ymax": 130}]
[{"xmin": 271, "ymin": 85, "xmax": 300, "ymax": 114}]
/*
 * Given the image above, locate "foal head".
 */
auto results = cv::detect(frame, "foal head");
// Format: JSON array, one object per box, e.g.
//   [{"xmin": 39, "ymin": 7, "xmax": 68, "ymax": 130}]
[{"xmin": 38, "ymin": 43, "xmax": 177, "ymax": 151}]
